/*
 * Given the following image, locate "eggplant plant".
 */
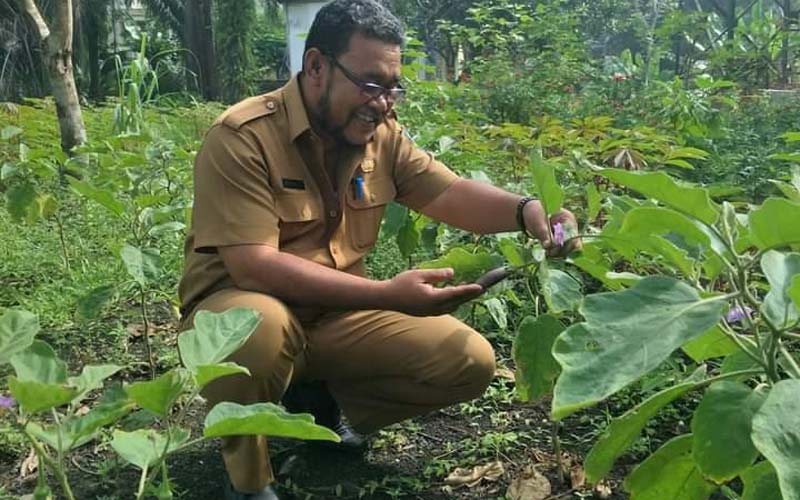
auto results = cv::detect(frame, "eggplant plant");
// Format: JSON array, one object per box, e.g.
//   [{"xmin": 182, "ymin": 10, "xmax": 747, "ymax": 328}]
[
  {"xmin": 0, "ymin": 308, "xmax": 338, "ymax": 500},
  {"xmin": 512, "ymin": 157, "xmax": 800, "ymax": 499}
]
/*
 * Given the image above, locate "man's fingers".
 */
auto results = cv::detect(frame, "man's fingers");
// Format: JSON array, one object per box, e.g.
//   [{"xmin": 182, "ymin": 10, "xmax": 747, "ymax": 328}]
[
  {"xmin": 549, "ymin": 210, "xmax": 582, "ymax": 257},
  {"xmin": 414, "ymin": 267, "xmax": 455, "ymax": 284},
  {"xmin": 434, "ymin": 283, "xmax": 484, "ymax": 304},
  {"xmin": 526, "ymin": 216, "xmax": 552, "ymax": 249}
]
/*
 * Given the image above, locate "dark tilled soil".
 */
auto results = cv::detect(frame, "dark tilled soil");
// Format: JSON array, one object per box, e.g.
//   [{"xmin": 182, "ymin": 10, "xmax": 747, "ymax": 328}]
[
  {"xmin": 2, "ymin": 390, "xmax": 630, "ymax": 500},
  {"xmin": 1, "ymin": 313, "xmax": 637, "ymax": 499}
]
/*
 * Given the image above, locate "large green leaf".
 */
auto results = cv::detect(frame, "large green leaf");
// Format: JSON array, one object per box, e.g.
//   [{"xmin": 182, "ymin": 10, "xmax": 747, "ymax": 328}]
[
  {"xmin": 586, "ymin": 184, "xmax": 602, "ymax": 221},
  {"xmin": 204, "ymin": 402, "xmax": 340, "ymax": 441},
  {"xmin": 397, "ymin": 214, "xmax": 421, "ymax": 259},
  {"xmin": 67, "ymin": 364, "xmax": 122, "ymax": 403},
  {"xmin": 750, "ymin": 198, "xmax": 800, "ymax": 250},
  {"xmin": 741, "ymin": 461, "xmax": 782, "ymax": 500},
  {"xmin": 552, "ymin": 277, "xmax": 725, "ymax": 419},
  {"xmin": 720, "ymin": 350, "xmax": 762, "ymax": 380},
  {"xmin": 68, "ymin": 178, "xmax": 125, "ymax": 218},
  {"xmin": 497, "ymin": 237, "xmax": 525, "ymax": 267},
  {"xmin": 178, "ymin": 308, "xmax": 262, "ymax": 371},
  {"xmin": 752, "ymin": 379, "xmax": 800, "ymax": 500},
  {"xmin": 381, "ymin": 202, "xmax": 408, "ymax": 238},
  {"xmin": 65, "ymin": 397, "xmax": 134, "ymax": 449},
  {"xmin": 538, "ymin": 265, "xmax": 582, "ymax": 314},
  {"xmin": 125, "ymin": 369, "xmax": 190, "ymax": 417},
  {"xmin": 692, "ymin": 382, "xmax": 766, "ymax": 482},
  {"xmin": 681, "ymin": 326, "xmax": 738, "ymax": 362},
  {"xmin": 530, "ymin": 154, "xmax": 563, "ymax": 216},
  {"xmin": 5, "ymin": 182, "xmax": 36, "ymax": 222},
  {"xmin": 26, "ymin": 396, "xmax": 133, "ymax": 452},
  {"xmin": 761, "ymin": 251, "xmax": 800, "ymax": 328},
  {"xmin": 585, "ymin": 369, "xmax": 706, "ymax": 483},
  {"xmin": 8, "ymin": 377, "xmax": 78, "ymax": 414},
  {"xmin": 194, "ymin": 363, "xmax": 251, "ymax": 389},
  {"xmin": 418, "ymin": 247, "xmax": 498, "ymax": 283},
  {"xmin": 597, "ymin": 169, "xmax": 719, "ymax": 225},
  {"xmin": 120, "ymin": 244, "xmax": 161, "ymax": 286},
  {"xmin": 0, "ymin": 309, "xmax": 39, "ymax": 364},
  {"xmin": 76, "ymin": 284, "xmax": 116, "ymax": 320},
  {"xmin": 111, "ymin": 428, "xmax": 190, "ymax": 470},
  {"xmin": 619, "ymin": 207, "xmax": 727, "ymax": 262},
  {"xmin": 10, "ymin": 340, "xmax": 67, "ymax": 384},
  {"xmin": 624, "ymin": 434, "xmax": 716, "ymax": 500},
  {"xmin": 513, "ymin": 315, "xmax": 564, "ymax": 401}
]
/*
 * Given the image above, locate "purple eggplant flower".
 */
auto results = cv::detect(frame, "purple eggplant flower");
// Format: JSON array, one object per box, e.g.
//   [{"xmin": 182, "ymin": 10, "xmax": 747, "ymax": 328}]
[
  {"xmin": 553, "ymin": 223, "xmax": 565, "ymax": 246},
  {"xmin": 0, "ymin": 395, "xmax": 15, "ymax": 408},
  {"xmin": 726, "ymin": 305, "xmax": 753, "ymax": 324}
]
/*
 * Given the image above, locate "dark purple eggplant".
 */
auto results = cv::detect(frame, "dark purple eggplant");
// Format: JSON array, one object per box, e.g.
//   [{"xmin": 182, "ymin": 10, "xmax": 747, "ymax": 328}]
[{"xmin": 475, "ymin": 266, "xmax": 512, "ymax": 290}]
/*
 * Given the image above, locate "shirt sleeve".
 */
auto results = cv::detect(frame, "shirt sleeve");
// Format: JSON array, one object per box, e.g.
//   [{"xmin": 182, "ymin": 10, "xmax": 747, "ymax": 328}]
[
  {"xmin": 392, "ymin": 126, "xmax": 460, "ymax": 210},
  {"xmin": 192, "ymin": 124, "xmax": 280, "ymax": 253}
]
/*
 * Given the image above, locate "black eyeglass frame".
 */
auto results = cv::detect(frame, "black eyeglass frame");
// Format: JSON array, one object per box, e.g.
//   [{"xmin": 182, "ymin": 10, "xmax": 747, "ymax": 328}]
[{"xmin": 325, "ymin": 55, "xmax": 406, "ymax": 104}]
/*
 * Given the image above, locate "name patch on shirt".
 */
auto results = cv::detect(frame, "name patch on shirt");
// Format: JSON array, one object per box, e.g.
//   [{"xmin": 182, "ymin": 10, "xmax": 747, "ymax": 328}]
[
  {"xmin": 282, "ymin": 178, "xmax": 306, "ymax": 190},
  {"xmin": 361, "ymin": 158, "xmax": 375, "ymax": 173}
]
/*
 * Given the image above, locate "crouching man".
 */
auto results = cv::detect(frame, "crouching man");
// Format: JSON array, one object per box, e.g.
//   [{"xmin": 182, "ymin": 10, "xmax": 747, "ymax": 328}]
[{"xmin": 178, "ymin": 1, "xmax": 579, "ymax": 498}]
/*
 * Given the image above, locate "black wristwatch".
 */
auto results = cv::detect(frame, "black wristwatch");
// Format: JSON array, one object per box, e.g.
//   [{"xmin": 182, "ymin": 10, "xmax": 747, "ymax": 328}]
[{"xmin": 517, "ymin": 196, "xmax": 536, "ymax": 237}]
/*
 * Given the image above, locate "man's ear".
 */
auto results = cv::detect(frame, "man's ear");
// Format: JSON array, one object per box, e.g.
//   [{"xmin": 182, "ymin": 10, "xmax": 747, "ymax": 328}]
[{"xmin": 304, "ymin": 48, "xmax": 326, "ymax": 81}]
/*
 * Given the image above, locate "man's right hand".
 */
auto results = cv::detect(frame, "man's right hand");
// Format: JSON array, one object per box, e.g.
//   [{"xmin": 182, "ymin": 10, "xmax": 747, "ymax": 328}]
[{"xmin": 380, "ymin": 268, "xmax": 484, "ymax": 317}]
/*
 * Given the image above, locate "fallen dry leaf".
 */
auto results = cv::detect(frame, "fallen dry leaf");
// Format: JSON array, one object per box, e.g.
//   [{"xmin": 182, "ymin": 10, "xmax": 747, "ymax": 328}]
[
  {"xmin": 494, "ymin": 366, "xmax": 516, "ymax": 381},
  {"xmin": 19, "ymin": 447, "xmax": 37, "ymax": 479},
  {"xmin": 444, "ymin": 460, "xmax": 504, "ymax": 488},
  {"xmin": 594, "ymin": 480, "xmax": 613, "ymax": 499},
  {"xmin": 506, "ymin": 465, "xmax": 551, "ymax": 500},
  {"xmin": 126, "ymin": 323, "xmax": 146, "ymax": 338},
  {"xmin": 75, "ymin": 405, "xmax": 91, "ymax": 417},
  {"xmin": 570, "ymin": 465, "xmax": 586, "ymax": 489}
]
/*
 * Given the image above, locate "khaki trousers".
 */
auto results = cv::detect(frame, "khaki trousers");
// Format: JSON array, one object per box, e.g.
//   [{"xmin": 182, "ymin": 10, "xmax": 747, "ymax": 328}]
[{"xmin": 182, "ymin": 287, "xmax": 496, "ymax": 493}]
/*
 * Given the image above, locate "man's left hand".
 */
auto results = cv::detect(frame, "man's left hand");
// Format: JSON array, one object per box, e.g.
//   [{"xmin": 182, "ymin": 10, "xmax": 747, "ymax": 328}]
[{"xmin": 523, "ymin": 200, "xmax": 582, "ymax": 257}]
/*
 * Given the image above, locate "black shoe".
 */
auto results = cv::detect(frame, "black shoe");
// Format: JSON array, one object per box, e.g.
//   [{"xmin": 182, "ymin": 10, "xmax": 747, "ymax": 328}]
[
  {"xmin": 224, "ymin": 477, "xmax": 280, "ymax": 500},
  {"xmin": 282, "ymin": 381, "xmax": 368, "ymax": 451}
]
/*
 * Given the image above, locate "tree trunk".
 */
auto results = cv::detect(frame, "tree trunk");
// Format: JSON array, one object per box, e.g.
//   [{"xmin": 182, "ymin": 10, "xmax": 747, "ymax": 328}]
[
  {"xmin": 23, "ymin": 0, "xmax": 87, "ymax": 151},
  {"xmin": 184, "ymin": 0, "xmax": 219, "ymax": 100},
  {"xmin": 778, "ymin": 0, "xmax": 792, "ymax": 86}
]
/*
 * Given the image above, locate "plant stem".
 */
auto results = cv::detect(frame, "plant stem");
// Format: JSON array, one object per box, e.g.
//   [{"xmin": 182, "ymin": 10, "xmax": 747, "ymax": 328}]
[
  {"xmin": 719, "ymin": 323, "xmax": 766, "ymax": 369},
  {"xmin": 778, "ymin": 344, "xmax": 800, "ymax": 378},
  {"xmin": 20, "ymin": 425, "xmax": 76, "ymax": 500},
  {"xmin": 139, "ymin": 285, "xmax": 155, "ymax": 380},
  {"xmin": 135, "ymin": 464, "xmax": 149, "ymax": 500},
  {"xmin": 698, "ymin": 368, "xmax": 765, "ymax": 387},
  {"xmin": 551, "ymin": 421, "xmax": 564, "ymax": 484}
]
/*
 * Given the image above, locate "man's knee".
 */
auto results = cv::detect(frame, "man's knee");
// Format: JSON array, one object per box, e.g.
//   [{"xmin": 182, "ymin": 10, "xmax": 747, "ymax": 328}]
[
  {"xmin": 188, "ymin": 288, "xmax": 306, "ymax": 372},
  {"xmin": 458, "ymin": 330, "xmax": 496, "ymax": 399},
  {"xmin": 428, "ymin": 320, "xmax": 496, "ymax": 400}
]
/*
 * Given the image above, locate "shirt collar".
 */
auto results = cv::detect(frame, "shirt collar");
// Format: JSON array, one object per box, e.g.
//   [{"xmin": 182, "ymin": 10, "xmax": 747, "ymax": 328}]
[{"xmin": 284, "ymin": 74, "xmax": 311, "ymax": 142}]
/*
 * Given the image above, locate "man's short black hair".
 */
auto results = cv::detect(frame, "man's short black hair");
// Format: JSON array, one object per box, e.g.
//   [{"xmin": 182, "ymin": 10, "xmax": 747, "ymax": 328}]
[{"xmin": 304, "ymin": 0, "xmax": 404, "ymax": 60}]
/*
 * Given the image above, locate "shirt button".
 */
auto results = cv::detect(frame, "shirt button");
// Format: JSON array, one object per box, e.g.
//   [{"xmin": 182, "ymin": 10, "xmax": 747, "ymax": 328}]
[
  {"xmin": 329, "ymin": 209, "xmax": 338, "ymax": 218},
  {"xmin": 266, "ymin": 101, "xmax": 276, "ymax": 110}
]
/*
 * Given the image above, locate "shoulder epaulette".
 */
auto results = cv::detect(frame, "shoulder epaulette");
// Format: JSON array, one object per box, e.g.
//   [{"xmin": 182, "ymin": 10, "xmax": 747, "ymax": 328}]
[{"xmin": 218, "ymin": 95, "xmax": 281, "ymax": 129}]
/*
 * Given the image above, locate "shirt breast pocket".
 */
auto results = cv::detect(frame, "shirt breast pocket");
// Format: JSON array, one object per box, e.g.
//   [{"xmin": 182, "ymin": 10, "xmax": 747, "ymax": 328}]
[
  {"xmin": 275, "ymin": 193, "xmax": 321, "ymax": 244},
  {"xmin": 345, "ymin": 177, "xmax": 397, "ymax": 251}
]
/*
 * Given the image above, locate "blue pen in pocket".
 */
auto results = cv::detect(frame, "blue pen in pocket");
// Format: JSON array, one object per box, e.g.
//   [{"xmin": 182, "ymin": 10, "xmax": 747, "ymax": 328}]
[{"xmin": 353, "ymin": 175, "xmax": 364, "ymax": 200}]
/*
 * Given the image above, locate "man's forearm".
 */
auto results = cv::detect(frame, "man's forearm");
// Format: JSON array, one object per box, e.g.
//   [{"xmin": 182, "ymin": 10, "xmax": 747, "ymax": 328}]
[
  {"xmin": 222, "ymin": 245, "xmax": 387, "ymax": 310},
  {"xmin": 420, "ymin": 178, "xmax": 526, "ymax": 234}
]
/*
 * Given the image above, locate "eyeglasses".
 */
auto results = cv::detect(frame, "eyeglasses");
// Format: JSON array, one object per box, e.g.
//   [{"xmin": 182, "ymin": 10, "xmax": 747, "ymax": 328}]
[{"xmin": 327, "ymin": 56, "xmax": 406, "ymax": 104}]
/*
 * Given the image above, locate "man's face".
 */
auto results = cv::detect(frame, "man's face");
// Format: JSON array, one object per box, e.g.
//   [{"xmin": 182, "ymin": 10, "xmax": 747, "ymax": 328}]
[{"xmin": 318, "ymin": 33, "xmax": 402, "ymax": 146}]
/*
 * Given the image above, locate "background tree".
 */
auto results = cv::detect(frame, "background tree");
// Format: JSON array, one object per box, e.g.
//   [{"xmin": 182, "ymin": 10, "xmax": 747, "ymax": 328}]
[
  {"xmin": 215, "ymin": 0, "xmax": 256, "ymax": 103},
  {"xmin": 21, "ymin": 0, "xmax": 87, "ymax": 151}
]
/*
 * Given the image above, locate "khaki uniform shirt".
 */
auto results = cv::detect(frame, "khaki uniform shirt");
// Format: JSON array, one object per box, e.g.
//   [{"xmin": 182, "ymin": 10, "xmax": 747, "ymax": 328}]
[{"xmin": 179, "ymin": 76, "xmax": 459, "ymax": 314}]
